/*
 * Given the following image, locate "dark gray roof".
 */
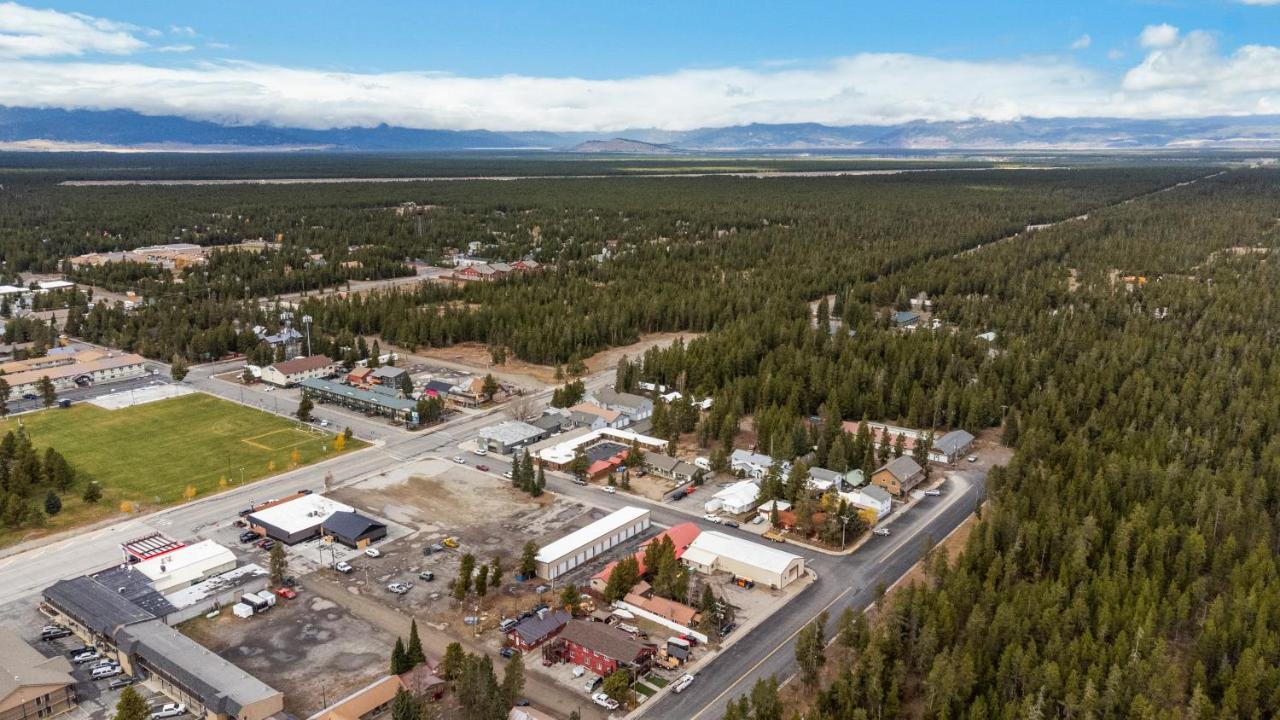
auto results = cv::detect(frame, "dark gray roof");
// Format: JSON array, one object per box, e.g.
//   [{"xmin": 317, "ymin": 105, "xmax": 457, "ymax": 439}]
[
  {"xmin": 423, "ymin": 380, "xmax": 453, "ymax": 395},
  {"xmin": 532, "ymin": 414, "xmax": 565, "ymax": 432},
  {"xmin": 117, "ymin": 620, "xmax": 279, "ymax": 716},
  {"xmin": 322, "ymin": 511, "xmax": 386, "ymax": 540},
  {"xmin": 933, "ymin": 429, "xmax": 975, "ymax": 454},
  {"xmin": 43, "ymin": 575, "xmax": 156, "ymax": 636},
  {"xmin": 91, "ymin": 565, "xmax": 177, "ymax": 618},
  {"xmin": 559, "ymin": 619, "xmax": 653, "ymax": 662},
  {"xmin": 509, "ymin": 609, "xmax": 571, "ymax": 646},
  {"xmin": 371, "ymin": 366, "xmax": 407, "ymax": 380}
]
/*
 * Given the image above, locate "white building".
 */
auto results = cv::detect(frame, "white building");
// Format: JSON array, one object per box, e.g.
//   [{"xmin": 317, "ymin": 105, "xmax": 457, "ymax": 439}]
[
  {"xmin": 841, "ymin": 486, "xmax": 893, "ymax": 521},
  {"xmin": 681, "ymin": 531, "xmax": 805, "ymax": 589},
  {"xmin": 133, "ymin": 540, "xmax": 237, "ymax": 594},
  {"xmin": 536, "ymin": 506, "xmax": 651, "ymax": 580},
  {"xmin": 247, "ymin": 494, "xmax": 355, "ymax": 545},
  {"xmin": 703, "ymin": 481, "xmax": 761, "ymax": 515},
  {"xmin": 729, "ymin": 449, "xmax": 789, "ymax": 479},
  {"xmin": 536, "ymin": 428, "xmax": 667, "ymax": 469}
]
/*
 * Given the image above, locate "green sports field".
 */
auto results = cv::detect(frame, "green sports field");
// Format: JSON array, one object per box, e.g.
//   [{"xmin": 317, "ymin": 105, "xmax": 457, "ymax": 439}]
[{"xmin": 0, "ymin": 393, "xmax": 366, "ymax": 546}]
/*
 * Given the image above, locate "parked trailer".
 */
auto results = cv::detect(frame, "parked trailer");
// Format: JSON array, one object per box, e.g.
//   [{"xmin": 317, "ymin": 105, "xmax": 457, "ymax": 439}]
[
  {"xmin": 252, "ymin": 591, "xmax": 277, "ymax": 608},
  {"xmin": 232, "ymin": 603, "xmax": 255, "ymax": 619}
]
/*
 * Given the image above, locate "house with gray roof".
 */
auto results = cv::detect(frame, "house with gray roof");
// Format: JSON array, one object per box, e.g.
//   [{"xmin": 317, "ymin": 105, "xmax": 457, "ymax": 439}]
[
  {"xmin": 871, "ymin": 456, "xmax": 925, "ymax": 497},
  {"xmin": 593, "ymin": 387, "xmax": 654, "ymax": 423},
  {"xmin": 642, "ymin": 451, "xmax": 700, "ymax": 483},
  {"xmin": 929, "ymin": 429, "xmax": 976, "ymax": 463}
]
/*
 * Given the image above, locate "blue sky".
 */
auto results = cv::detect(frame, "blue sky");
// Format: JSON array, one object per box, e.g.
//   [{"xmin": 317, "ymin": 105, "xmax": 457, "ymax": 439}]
[{"xmin": 1, "ymin": 1, "xmax": 1279, "ymax": 131}]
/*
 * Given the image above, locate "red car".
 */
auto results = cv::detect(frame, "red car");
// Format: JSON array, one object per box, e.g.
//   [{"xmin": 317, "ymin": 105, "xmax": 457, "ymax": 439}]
[
  {"xmin": 274, "ymin": 588, "xmax": 297, "ymax": 600},
  {"xmin": 476, "ymin": 464, "xmax": 490, "ymax": 472}
]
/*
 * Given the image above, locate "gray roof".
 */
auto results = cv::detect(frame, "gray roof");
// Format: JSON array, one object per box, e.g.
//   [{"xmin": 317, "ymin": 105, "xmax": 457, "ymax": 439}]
[
  {"xmin": 44, "ymin": 575, "xmax": 156, "ymax": 636},
  {"xmin": 642, "ymin": 451, "xmax": 698, "ymax": 477},
  {"xmin": 0, "ymin": 628, "xmax": 74, "ymax": 698},
  {"xmin": 531, "ymin": 414, "xmax": 565, "ymax": 432},
  {"xmin": 596, "ymin": 388, "xmax": 653, "ymax": 413},
  {"xmin": 371, "ymin": 366, "xmax": 407, "ymax": 380},
  {"xmin": 860, "ymin": 485, "xmax": 893, "ymax": 503},
  {"xmin": 808, "ymin": 467, "xmax": 843, "ymax": 484},
  {"xmin": 91, "ymin": 565, "xmax": 178, "ymax": 618},
  {"xmin": 321, "ymin": 511, "xmax": 386, "ymax": 540},
  {"xmin": 116, "ymin": 620, "xmax": 279, "ymax": 717},
  {"xmin": 509, "ymin": 609, "xmax": 571, "ymax": 646},
  {"xmin": 933, "ymin": 429, "xmax": 975, "ymax": 455},
  {"xmin": 478, "ymin": 420, "xmax": 547, "ymax": 445},
  {"xmin": 878, "ymin": 455, "xmax": 924, "ymax": 481},
  {"xmin": 299, "ymin": 378, "xmax": 417, "ymax": 411},
  {"xmin": 730, "ymin": 449, "xmax": 775, "ymax": 468},
  {"xmin": 559, "ymin": 619, "xmax": 653, "ymax": 662},
  {"xmin": 422, "ymin": 380, "xmax": 454, "ymax": 395}
]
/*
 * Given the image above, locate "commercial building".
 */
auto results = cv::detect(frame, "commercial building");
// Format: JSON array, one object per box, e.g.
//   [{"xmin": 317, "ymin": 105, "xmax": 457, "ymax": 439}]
[
  {"xmin": 0, "ymin": 628, "xmax": 77, "ymax": 720},
  {"xmin": 871, "ymin": 456, "xmax": 925, "ymax": 497},
  {"xmin": 535, "ymin": 506, "xmax": 651, "ymax": 580},
  {"xmin": 42, "ymin": 579, "xmax": 283, "ymax": 720},
  {"xmin": 247, "ymin": 494, "xmax": 356, "ymax": 545},
  {"xmin": 299, "ymin": 378, "xmax": 417, "ymax": 421},
  {"xmin": 681, "ymin": 531, "xmax": 805, "ymax": 590},
  {"xmin": 703, "ymin": 481, "xmax": 761, "ymax": 515},
  {"xmin": 133, "ymin": 540, "xmax": 237, "ymax": 594},
  {"xmin": 477, "ymin": 420, "xmax": 550, "ymax": 454},
  {"xmin": 370, "ymin": 366, "xmax": 408, "ymax": 386},
  {"xmin": 306, "ymin": 676, "xmax": 400, "ymax": 720},
  {"xmin": 537, "ymin": 428, "xmax": 667, "ymax": 470},
  {"xmin": 547, "ymin": 620, "xmax": 656, "ymax": 677},
  {"xmin": 321, "ymin": 511, "xmax": 387, "ymax": 549},
  {"xmin": 568, "ymin": 403, "xmax": 627, "ymax": 430},
  {"xmin": 259, "ymin": 355, "xmax": 335, "ymax": 387},
  {"xmin": 2, "ymin": 351, "xmax": 147, "ymax": 397},
  {"xmin": 506, "ymin": 609, "xmax": 571, "ymax": 651}
]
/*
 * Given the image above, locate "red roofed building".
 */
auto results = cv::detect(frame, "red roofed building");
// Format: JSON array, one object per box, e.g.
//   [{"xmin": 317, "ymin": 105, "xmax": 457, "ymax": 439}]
[{"xmin": 590, "ymin": 522, "xmax": 702, "ymax": 593}]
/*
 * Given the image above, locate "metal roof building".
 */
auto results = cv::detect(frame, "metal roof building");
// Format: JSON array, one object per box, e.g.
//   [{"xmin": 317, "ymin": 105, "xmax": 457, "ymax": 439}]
[
  {"xmin": 535, "ymin": 506, "xmax": 651, "ymax": 580},
  {"xmin": 477, "ymin": 420, "xmax": 549, "ymax": 454},
  {"xmin": 681, "ymin": 531, "xmax": 806, "ymax": 589},
  {"xmin": 247, "ymin": 493, "xmax": 355, "ymax": 544}
]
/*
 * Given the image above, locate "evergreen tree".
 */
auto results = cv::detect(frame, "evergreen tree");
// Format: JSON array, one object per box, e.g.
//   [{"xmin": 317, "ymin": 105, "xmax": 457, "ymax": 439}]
[
  {"xmin": 43, "ymin": 489, "xmax": 61, "ymax": 516},
  {"xmin": 500, "ymin": 650, "xmax": 525, "ymax": 707},
  {"xmin": 519, "ymin": 541, "xmax": 538, "ymax": 577},
  {"xmin": 390, "ymin": 637, "xmax": 410, "ymax": 675},
  {"xmin": 113, "ymin": 685, "xmax": 150, "ymax": 720},
  {"xmin": 406, "ymin": 619, "xmax": 426, "ymax": 667},
  {"xmin": 296, "ymin": 393, "xmax": 314, "ymax": 421}
]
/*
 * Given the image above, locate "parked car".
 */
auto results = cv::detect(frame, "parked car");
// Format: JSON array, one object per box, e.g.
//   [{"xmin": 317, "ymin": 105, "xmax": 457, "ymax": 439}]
[
  {"xmin": 364, "ymin": 547, "xmax": 382, "ymax": 558},
  {"xmin": 472, "ymin": 446, "xmax": 488, "ymax": 456},
  {"xmin": 572, "ymin": 478, "xmax": 588, "ymax": 486},
  {"xmin": 923, "ymin": 489, "xmax": 942, "ymax": 496},
  {"xmin": 751, "ymin": 514, "xmax": 765, "ymax": 525},
  {"xmin": 238, "ymin": 530, "xmax": 259, "ymax": 543},
  {"xmin": 40, "ymin": 625, "xmax": 71, "ymax": 640},
  {"xmin": 702, "ymin": 513, "xmax": 723, "ymax": 524},
  {"xmin": 71, "ymin": 650, "xmax": 100, "ymax": 664},
  {"xmin": 499, "ymin": 647, "xmax": 516, "ymax": 659},
  {"xmin": 967, "ymin": 455, "xmax": 978, "ymax": 463},
  {"xmin": 872, "ymin": 527, "xmax": 891, "ymax": 536},
  {"xmin": 334, "ymin": 560, "xmax": 354, "ymax": 573},
  {"xmin": 534, "ymin": 584, "xmax": 550, "ymax": 594},
  {"xmin": 673, "ymin": 673, "xmax": 695, "ymax": 693},
  {"xmin": 722, "ymin": 520, "xmax": 740, "ymax": 528},
  {"xmin": 503, "ymin": 471, "xmax": 514, "ymax": 479},
  {"xmin": 92, "ymin": 664, "xmax": 122, "ymax": 680},
  {"xmin": 720, "ymin": 622, "xmax": 738, "ymax": 636},
  {"xmin": 592, "ymin": 692, "xmax": 619, "ymax": 710},
  {"xmin": 500, "ymin": 618, "xmax": 519, "ymax": 632},
  {"xmin": 423, "ymin": 543, "xmax": 445, "ymax": 555},
  {"xmin": 274, "ymin": 588, "xmax": 297, "ymax": 600},
  {"xmin": 601, "ymin": 486, "xmax": 617, "ymax": 494},
  {"xmin": 257, "ymin": 538, "xmax": 275, "ymax": 551},
  {"xmin": 452, "ymin": 456, "xmax": 466, "ymax": 464},
  {"xmin": 151, "ymin": 703, "xmax": 186, "ymax": 719},
  {"xmin": 108, "ymin": 677, "xmax": 135, "ymax": 690},
  {"xmin": 418, "ymin": 570, "xmax": 435, "ymax": 582},
  {"xmin": 669, "ymin": 491, "xmax": 684, "ymax": 502},
  {"xmin": 387, "ymin": 583, "xmax": 410, "ymax": 594},
  {"xmin": 21, "ymin": 393, "xmax": 37, "ymax": 400},
  {"xmin": 476, "ymin": 464, "xmax": 490, "ymax": 472}
]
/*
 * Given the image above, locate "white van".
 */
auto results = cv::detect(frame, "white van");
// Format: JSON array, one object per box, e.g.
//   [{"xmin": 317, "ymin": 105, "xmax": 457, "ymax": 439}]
[
  {"xmin": 694, "ymin": 457, "xmax": 711, "ymax": 471},
  {"xmin": 91, "ymin": 664, "xmax": 122, "ymax": 680}
]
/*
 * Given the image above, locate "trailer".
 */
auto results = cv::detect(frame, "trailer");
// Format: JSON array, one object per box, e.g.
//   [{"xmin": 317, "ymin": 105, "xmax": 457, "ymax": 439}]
[
  {"xmin": 232, "ymin": 603, "xmax": 255, "ymax": 619},
  {"xmin": 241, "ymin": 594, "xmax": 268, "ymax": 613},
  {"xmin": 252, "ymin": 591, "xmax": 277, "ymax": 608}
]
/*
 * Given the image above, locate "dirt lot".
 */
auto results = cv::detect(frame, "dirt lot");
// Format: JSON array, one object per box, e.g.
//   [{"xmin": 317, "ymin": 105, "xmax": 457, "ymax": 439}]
[
  {"xmin": 382, "ymin": 332, "xmax": 702, "ymax": 388},
  {"xmin": 182, "ymin": 594, "xmax": 393, "ymax": 717}
]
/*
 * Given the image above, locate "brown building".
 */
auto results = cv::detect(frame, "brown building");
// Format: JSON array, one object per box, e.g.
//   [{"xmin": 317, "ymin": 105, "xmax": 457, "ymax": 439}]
[
  {"xmin": 871, "ymin": 455, "xmax": 925, "ymax": 497},
  {"xmin": 0, "ymin": 628, "xmax": 77, "ymax": 720}
]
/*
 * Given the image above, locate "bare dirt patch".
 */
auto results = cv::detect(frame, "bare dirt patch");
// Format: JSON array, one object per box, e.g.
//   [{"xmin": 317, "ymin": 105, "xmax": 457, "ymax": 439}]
[{"xmin": 181, "ymin": 594, "xmax": 393, "ymax": 717}]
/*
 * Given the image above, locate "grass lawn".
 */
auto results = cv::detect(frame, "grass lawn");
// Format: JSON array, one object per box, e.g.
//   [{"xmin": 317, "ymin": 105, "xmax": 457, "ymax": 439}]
[
  {"xmin": 644, "ymin": 673, "xmax": 668, "ymax": 688},
  {"xmin": 0, "ymin": 393, "xmax": 367, "ymax": 547},
  {"xmin": 633, "ymin": 682, "xmax": 657, "ymax": 697}
]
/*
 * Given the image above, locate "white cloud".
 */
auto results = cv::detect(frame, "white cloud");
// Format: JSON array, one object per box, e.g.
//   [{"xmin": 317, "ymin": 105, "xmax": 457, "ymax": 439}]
[
  {"xmin": 154, "ymin": 44, "xmax": 194, "ymax": 53},
  {"xmin": 1236, "ymin": 0, "xmax": 1280, "ymax": 5},
  {"xmin": 169, "ymin": 25, "xmax": 196, "ymax": 37},
  {"xmin": 1139, "ymin": 23, "xmax": 1179, "ymax": 49},
  {"xmin": 1107, "ymin": 49, "xmax": 1125, "ymax": 61},
  {"xmin": 1070, "ymin": 34, "xmax": 1091, "ymax": 50},
  {"xmin": 0, "ymin": 2, "xmax": 146, "ymax": 57},
  {"xmin": 0, "ymin": 4, "xmax": 1276, "ymax": 132}
]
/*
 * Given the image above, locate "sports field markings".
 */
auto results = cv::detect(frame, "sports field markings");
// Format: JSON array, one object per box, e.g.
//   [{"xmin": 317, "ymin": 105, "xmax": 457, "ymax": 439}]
[{"xmin": 241, "ymin": 428, "xmax": 317, "ymax": 451}]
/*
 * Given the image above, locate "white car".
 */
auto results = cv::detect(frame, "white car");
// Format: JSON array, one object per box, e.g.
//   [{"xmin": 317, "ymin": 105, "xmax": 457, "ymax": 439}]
[
  {"xmin": 452, "ymin": 456, "xmax": 466, "ymax": 464},
  {"xmin": 872, "ymin": 527, "xmax": 890, "ymax": 536},
  {"xmin": 923, "ymin": 489, "xmax": 942, "ymax": 496},
  {"xmin": 364, "ymin": 548, "xmax": 382, "ymax": 558},
  {"xmin": 152, "ymin": 703, "xmax": 186, "ymax": 719},
  {"xmin": 966, "ymin": 455, "xmax": 978, "ymax": 463},
  {"xmin": 503, "ymin": 471, "xmax": 514, "ymax": 479},
  {"xmin": 601, "ymin": 486, "xmax": 617, "ymax": 494},
  {"xmin": 673, "ymin": 673, "xmax": 695, "ymax": 693},
  {"xmin": 71, "ymin": 650, "xmax": 100, "ymax": 664},
  {"xmin": 592, "ymin": 693, "xmax": 619, "ymax": 710},
  {"xmin": 334, "ymin": 560, "xmax": 354, "ymax": 573},
  {"xmin": 473, "ymin": 448, "xmax": 488, "ymax": 456},
  {"xmin": 702, "ymin": 513, "xmax": 722, "ymax": 524},
  {"xmin": 387, "ymin": 582, "xmax": 410, "ymax": 594},
  {"xmin": 92, "ymin": 664, "xmax": 122, "ymax": 680},
  {"xmin": 319, "ymin": 419, "xmax": 330, "ymax": 428}
]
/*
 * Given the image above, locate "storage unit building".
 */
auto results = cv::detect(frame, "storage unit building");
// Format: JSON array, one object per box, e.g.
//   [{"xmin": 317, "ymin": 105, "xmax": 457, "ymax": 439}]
[{"xmin": 535, "ymin": 506, "xmax": 651, "ymax": 580}]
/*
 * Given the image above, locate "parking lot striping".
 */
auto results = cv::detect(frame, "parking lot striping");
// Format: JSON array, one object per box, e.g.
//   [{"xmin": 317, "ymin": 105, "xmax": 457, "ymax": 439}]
[{"xmin": 687, "ymin": 584, "xmax": 854, "ymax": 720}]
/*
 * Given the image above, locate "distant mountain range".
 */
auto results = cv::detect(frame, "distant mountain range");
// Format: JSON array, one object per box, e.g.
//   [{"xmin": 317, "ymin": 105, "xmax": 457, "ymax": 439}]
[{"xmin": 4, "ymin": 106, "xmax": 1280, "ymax": 152}]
